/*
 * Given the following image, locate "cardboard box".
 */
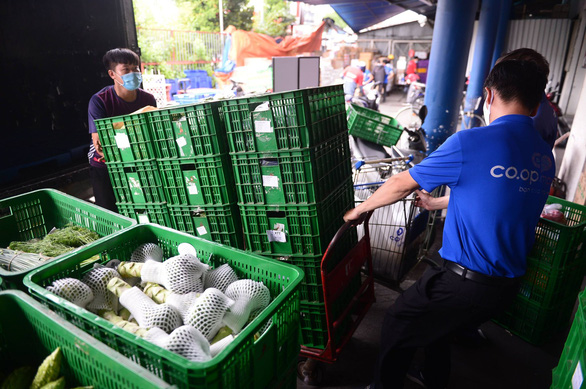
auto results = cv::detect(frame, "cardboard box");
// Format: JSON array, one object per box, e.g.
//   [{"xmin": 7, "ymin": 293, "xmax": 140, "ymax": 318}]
[{"xmin": 573, "ymin": 169, "xmax": 586, "ymax": 206}]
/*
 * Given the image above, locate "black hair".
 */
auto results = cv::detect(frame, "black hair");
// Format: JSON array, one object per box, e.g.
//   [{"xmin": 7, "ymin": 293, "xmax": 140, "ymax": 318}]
[
  {"xmin": 496, "ymin": 48, "xmax": 549, "ymax": 79},
  {"xmin": 484, "ymin": 60, "xmax": 546, "ymax": 111},
  {"xmin": 103, "ymin": 48, "xmax": 140, "ymax": 71}
]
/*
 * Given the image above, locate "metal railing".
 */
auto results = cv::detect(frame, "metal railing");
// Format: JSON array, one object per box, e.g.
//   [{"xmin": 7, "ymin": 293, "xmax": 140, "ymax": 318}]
[{"xmin": 138, "ymin": 28, "xmax": 224, "ymax": 74}]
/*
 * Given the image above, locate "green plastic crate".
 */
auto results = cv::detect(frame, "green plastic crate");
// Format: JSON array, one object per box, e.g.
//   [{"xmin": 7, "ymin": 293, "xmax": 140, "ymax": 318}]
[
  {"xmin": 518, "ymin": 257, "xmax": 585, "ymax": 309},
  {"xmin": 494, "ymin": 294, "xmax": 576, "ymax": 345},
  {"xmin": 25, "ymin": 223, "xmax": 303, "ymax": 389},
  {"xmin": 221, "ymin": 85, "xmax": 347, "ymax": 153},
  {"xmin": 169, "ymin": 203, "xmax": 244, "ymax": 249},
  {"xmin": 530, "ymin": 196, "xmax": 586, "ymax": 270},
  {"xmin": 116, "ymin": 202, "xmax": 173, "ymax": 227},
  {"xmin": 231, "ymin": 133, "xmax": 352, "ymax": 205},
  {"xmin": 299, "ymin": 273, "xmax": 362, "ymax": 349},
  {"xmin": 347, "ymin": 103, "xmax": 404, "ymax": 147},
  {"xmin": 240, "ymin": 181, "xmax": 354, "ymax": 256},
  {"xmin": 149, "ymin": 101, "xmax": 228, "ymax": 159},
  {"xmin": 550, "ymin": 307, "xmax": 586, "ymax": 389},
  {"xmin": 0, "ymin": 189, "xmax": 135, "ymax": 290},
  {"xmin": 0, "ymin": 291, "xmax": 172, "ymax": 389},
  {"xmin": 158, "ymin": 154, "xmax": 237, "ymax": 206},
  {"xmin": 107, "ymin": 160, "xmax": 166, "ymax": 204},
  {"xmin": 94, "ymin": 111, "xmax": 157, "ymax": 163}
]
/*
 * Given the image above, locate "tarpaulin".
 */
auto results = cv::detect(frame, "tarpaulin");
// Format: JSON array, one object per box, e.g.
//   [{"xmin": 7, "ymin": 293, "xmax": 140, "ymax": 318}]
[{"xmin": 228, "ymin": 22, "xmax": 326, "ymax": 66}]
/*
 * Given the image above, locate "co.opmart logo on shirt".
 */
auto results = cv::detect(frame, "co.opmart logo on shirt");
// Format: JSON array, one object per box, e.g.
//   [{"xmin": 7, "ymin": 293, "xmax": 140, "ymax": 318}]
[{"xmin": 489, "ymin": 153, "xmax": 553, "ymax": 188}]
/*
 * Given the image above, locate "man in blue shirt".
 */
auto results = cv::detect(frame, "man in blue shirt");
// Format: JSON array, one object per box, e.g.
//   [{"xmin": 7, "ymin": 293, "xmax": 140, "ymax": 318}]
[{"xmin": 344, "ymin": 59, "xmax": 554, "ymax": 388}]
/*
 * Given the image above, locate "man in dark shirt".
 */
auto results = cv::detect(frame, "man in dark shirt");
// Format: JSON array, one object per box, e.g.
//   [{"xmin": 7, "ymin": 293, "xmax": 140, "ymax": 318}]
[{"xmin": 88, "ymin": 48, "xmax": 156, "ymax": 212}]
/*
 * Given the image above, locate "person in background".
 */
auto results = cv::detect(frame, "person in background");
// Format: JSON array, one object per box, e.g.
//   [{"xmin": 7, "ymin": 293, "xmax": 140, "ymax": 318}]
[
  {"xmin": 385, "ymin": 57, "xmax": 395, "ymax": 96},
  {"xmin": 346, "ymin": 58, "xmax": 554, "ymax": 389},
  {"xmin": 361, "ymin": 62, "xmax": 374, "ymax": 86},
  {"xmin": 373, "ymin": 57, "xmax": 388, "ymax": 102},
  {"xmin": 87, "ymin": 48, "xmax": 156, "ymax": 212},
  {"xmin": 341, "ymin": 64, "xmax": 364, "ymax": 97}
]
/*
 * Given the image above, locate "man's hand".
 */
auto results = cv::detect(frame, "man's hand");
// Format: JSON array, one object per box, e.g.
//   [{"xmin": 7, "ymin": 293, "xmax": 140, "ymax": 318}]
[
  {"xmin": 343, "ymin": 207, "xmax": 363, "ymax": 222},
  {"xmin": 414, "ymin": 190, "xmax": 450, "ymax": 211}
]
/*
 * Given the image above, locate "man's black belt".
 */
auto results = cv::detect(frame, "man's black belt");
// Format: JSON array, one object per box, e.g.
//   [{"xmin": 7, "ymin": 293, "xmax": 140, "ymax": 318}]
[{"xmin": 443, "ymin": 260, "xmax": 518, "ymax": 286}]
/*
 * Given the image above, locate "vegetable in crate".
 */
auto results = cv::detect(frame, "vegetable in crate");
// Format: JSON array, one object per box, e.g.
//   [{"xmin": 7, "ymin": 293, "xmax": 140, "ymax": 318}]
[
  {"xmin": 100, "ymin": 311, "xmax": 149, "ymax": 337},
  {"xmin": 46, "ymin": 278, "xmax": 94, "ymax": 308},
  {"xmin": 38, "ymin": 376, "xmax": 65, "ymax": 389},
  {"xmin": 31, "ymin": 347, "xmax": 62, "ymax": 389},
  {"xmin": 130, "ymin": 243, "xmax": 163, "ymax": 263},
  {"xmin": 107, "ymin": 277, "xmax": 183, "ymax": 333},
  {"xmin": 8, "ymin": 225, "xmax": 99, "ymax": 258},
  {"xmin": 204, "ymin": 263, "xmax": 238, "ymax": 293},
  {"xmin": 223, "ymin": 280, "xmax": 270, "ymax": 334},
  {"xmin": 117, "ymin": 253, "xmax": 209, "ymax": 294},
  {"xmin": 184, "ymin": 287, "xmax": 234, "ymax": 340},
  {"xmin": 81, "ymin": 266, "xmax": 121, "ymax": 313},
  {"xmin": 143, "ymin": 282, "xmax": 200, "ymax": 322},
  {"xmin": 145, "ymin": 326, "xmax": 211, "ymax": 362},
  {"xmin": 1, "ymin": 366, "xmax": 35, "ymax": 389}
]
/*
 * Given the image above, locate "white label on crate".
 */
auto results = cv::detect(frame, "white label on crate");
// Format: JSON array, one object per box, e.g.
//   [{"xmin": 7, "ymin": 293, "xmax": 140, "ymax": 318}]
[
  {"xmin": 197, "ymin": 226, "xmax": 208, "ymax": 236},
  {"xmin": 138, "ymin": 214, "xmax": 150, "ymax": 224},
  {"xmin": 115, "ymin": 133, "xmax": 131, "ymax": 149},
  {"xmin": 255, "ymin": 120, "xmax": 273, "ymax": 133},
  {"xmin": 187, "ymin": 184, "xmax": 198, "ymax": 195},
  {"xmin": 267, "ymin": 223, "xmax": 286, "ymax": 242},
  {"xmin": 267, "ymin": 230, "xmax": 287, "ymax": 243},
  {"xmin": 381, "ymin": 117, "xmax": 391, "ymax": 125},
  {"xmin": 573, "ymin": 362, "xmax": 584, "ymax": 389},
  {"xmin": 262, "ymin": 175, "xmax": 279, "ymax": 188},
  {"xmin": 176, "ymin": 136, "xmax": 187, "ymax": 148}
]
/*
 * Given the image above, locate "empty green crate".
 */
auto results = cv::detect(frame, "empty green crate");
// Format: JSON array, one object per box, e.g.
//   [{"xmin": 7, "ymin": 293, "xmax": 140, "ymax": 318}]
[
  {"xmin": 25, "ymin": 223, "xmax": 303, "ymax": 389},
  {"xmin": 149, "ymin": 101, "xmax": 228, "ymax": 159},
  {"xmin": 518, "ymin": 257, "xmax": 585, "ymax": 309},
  {"xmin": 116, "ymin": 202, "xmax": 173, "ymax": 227},
  {"xmin": 240, "ymin": 181, "xmax": 354, "ymax": 256},
  {"xmin": 299, "ymin": 274, "xmax": 362, "ymax": 349},
  {"xmin": 158, "ymin": 155, "xmax": 237, "ymax": 206},
  {"xmin": 108, "ymin": 160, "xmax": 166, "ymax": 203},
  {"xmin": 530, "ymin": 196, "xmax": 586, "ymax": 269},
  {"xmin": 347, "ymin": 103, "xmax": 404, "ymax": 147},
  {"xmin": 495, "ymin": 294, "xmax": 576, "ymax": 345},
  {"xmin": 0, "ymin": 189, "xmax": 135, "ymax": 290},
  {"xmin": 221, "ymin": 85, "xmax": 347, "ymax": 153},
  {"xmin": 0, "ymin": 291, "xmax": 172, "ymax": 389},
  {"xmin": 169, "ymin": 203, "xmax": 244, "ymax": 249},
  {"xmin": 231, "ymin": 133, "xmax": 351, "ymax": 205},
  {"xmin": 94, "ymin": 111, "xmax": 157, "ymax": 163}
]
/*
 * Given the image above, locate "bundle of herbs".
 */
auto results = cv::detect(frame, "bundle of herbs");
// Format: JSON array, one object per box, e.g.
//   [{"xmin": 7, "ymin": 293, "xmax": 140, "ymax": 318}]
[{"xmin": 1, "ymin": 224, "xmax": 99, "ymax": 272}]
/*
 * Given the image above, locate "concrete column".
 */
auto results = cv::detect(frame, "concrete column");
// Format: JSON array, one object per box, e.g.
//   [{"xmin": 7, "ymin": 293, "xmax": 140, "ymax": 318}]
[
  {"xmin": 423, "ymin": 0, "xmax": 479, "ymax": 153},
  {"xmin": 490, "ymin": 0, "xmax": 513, "ymax": 67},
  {"xmin": 461, "ymin": 0, "xmax": 503, "ymax": 130}
]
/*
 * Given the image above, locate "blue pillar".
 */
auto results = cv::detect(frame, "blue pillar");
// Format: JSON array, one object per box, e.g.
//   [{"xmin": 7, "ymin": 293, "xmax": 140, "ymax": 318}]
[
  {"xmin": 491, "ymin": 0, "xmax": 513, "ymax": 67},
  {"xmin": 462, "ymin": 0, "xmax": 503, "ymax": 130},
  {"xmin": 424, "ymin": 0, "xmax": 479, "ymax": 153}
]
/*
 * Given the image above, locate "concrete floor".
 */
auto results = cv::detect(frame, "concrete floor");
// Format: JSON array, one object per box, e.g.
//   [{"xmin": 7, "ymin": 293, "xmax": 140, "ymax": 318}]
[{"xmin": 295, "ymin": 89, "xmax": 572, "ymax": 389}]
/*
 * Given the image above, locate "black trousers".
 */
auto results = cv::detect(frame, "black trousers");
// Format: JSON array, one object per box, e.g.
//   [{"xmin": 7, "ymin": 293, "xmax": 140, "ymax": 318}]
[
  {"xmin": 372, "ymin": 264, "xmax": 520, "ymax": 389},
  {"xmin": 89, "ymin": 165, "xmax": 117, "ymax": 213}
]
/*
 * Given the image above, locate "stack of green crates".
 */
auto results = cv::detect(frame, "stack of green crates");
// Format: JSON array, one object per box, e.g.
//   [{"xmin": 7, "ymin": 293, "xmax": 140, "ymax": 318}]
[
  {"xmin": 94, "ymin": 111, "xmax": 170, "ymax": 225},
  {"xmin": 495, "ymin": 196, "xmax": 586, "ymax": 344},
  {"xmin": 221, "ymin": 85, "xmax": 358, "ymax": 349},
  {"xmin": 551, "ymin": 289, "xmax": 586, "ymax": 389},
  {"xmin": 95, "ymin": 102, "xmax": 243, "ymax": 248},
  {"xmin": 149, "ymin": 102, "xmax": 243, "ymax": 248}
]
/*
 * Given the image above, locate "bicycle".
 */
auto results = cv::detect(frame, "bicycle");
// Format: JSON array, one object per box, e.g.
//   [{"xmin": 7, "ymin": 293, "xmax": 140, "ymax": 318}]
[{"xmin": 459, "ymin": 93, "xmax": 486, "ymax": 129}]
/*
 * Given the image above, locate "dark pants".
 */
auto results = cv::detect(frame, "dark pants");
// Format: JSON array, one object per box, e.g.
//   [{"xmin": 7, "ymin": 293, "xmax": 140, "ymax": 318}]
[
  {"xmin": 377, "ymin": 83, "xmax": 387, "ymax": 102},
  {"xmin": 89, "ymin": 165, "xmax": 117, "ymax": 212},
  {"xmin": 372, "ymin": 263, "xmax": 520, "ymax": 389}
]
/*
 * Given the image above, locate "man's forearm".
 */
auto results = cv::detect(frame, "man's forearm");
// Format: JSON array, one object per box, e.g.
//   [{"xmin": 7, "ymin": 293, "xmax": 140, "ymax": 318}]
[{"xmin": 355, "ymin": 171, "xmax": 418, "ymax": 214}]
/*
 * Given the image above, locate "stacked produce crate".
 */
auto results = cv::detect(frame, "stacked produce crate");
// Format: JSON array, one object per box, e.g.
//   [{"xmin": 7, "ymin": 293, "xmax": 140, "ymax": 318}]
[
  {"xmin": 221, "ymin": 85, "xmax": 358, "ymax": 349},
  {"xmin": 95, "ymin": 102, "xmax": 243, "ymax": 248},
  {"xmin": 551, "ymin": 288, "xmax": 586, "ymax": 389},
  {"xmin": 495, "ymin": 197, "xmax": 586, "ymax": 344}
]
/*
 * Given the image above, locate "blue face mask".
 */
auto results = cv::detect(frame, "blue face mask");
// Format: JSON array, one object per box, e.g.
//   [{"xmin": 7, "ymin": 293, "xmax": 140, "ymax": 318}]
[{"xmin": 116, "ymin": 72, "xmax": 142, "ymax": 91}]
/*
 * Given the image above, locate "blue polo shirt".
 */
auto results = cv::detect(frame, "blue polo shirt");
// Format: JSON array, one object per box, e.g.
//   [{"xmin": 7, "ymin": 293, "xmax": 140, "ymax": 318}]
[{"xmin": 409, "ymin": 115, "xmax": 555, "ymax": 277}]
